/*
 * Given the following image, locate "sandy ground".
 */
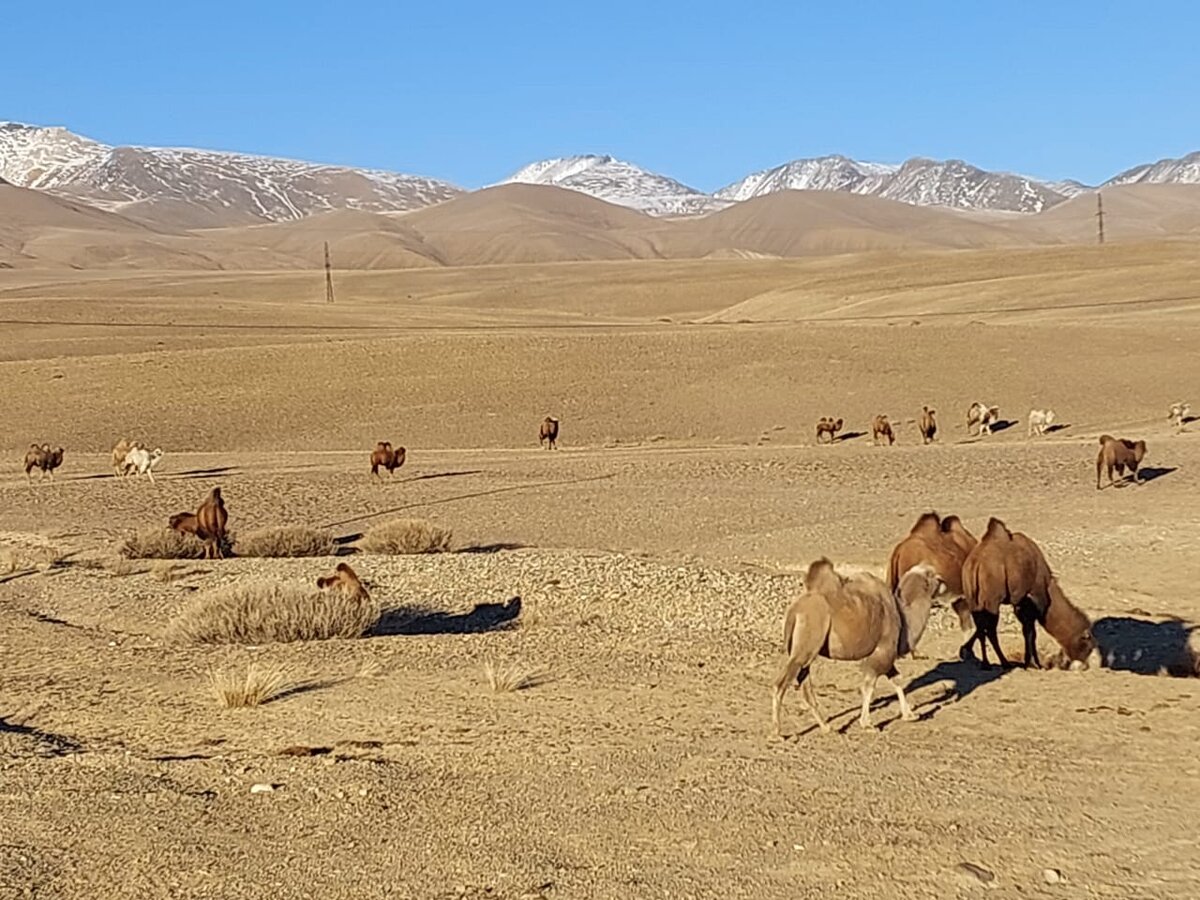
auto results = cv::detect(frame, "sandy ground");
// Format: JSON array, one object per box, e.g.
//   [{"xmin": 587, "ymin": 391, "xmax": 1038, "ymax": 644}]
[{"xmin": 2, "ymin": 254, "xmax": 1199, "ymax": 898}]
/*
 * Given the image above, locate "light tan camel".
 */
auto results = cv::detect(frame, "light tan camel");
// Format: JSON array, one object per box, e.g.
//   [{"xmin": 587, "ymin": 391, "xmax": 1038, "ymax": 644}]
[{"xmin": 771, "ymin": 558, "xmax": 942, "ymax": 736}]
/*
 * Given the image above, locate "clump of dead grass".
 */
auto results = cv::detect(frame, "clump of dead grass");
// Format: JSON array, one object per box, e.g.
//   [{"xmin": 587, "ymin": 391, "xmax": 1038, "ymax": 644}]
[
  {"xmin": 482, "ymin": 658, "xmax": 552, "ymax": 693},
  {"xmin": 360, "ymin": 518, "xmax": 453, "ymax": 555},
  {"xmin": 208, "ymin": 662, "xmax": 296, "ymax": 708},
  {"xmin": 235, "ymin": 525, "xmax": 335, "ymax": 558},
  {"xmin": 168, "ymin": 581, "xmax": 381, "ymax": 645},
  {"xmin": 120, "ymin": 527, "xmax": 208, "ymax": 560},
  {"xmin": 151, "ymin": 560, "xmax": 182, "ymax": 583}
]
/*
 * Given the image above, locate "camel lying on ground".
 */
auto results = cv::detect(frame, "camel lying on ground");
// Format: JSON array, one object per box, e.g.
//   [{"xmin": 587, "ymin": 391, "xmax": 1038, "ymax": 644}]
[
  {"xmin": 23, "ymin": 444, "xmax": 64, "ymax": 483},
  {"xmin": 919, "ymin": 407, "xmax": 937, "ymax": 444},
  {"xmin": 539, "ymin": 416, "xmax": 560, "ymax": 450},
  {"xmin": 815, "ymin": 417, "xmax": 844, "ymax": 444},
  {"xmin": 370, "ymin": 441, "xmax": 407, "ymax": 478},
  {"xmin": 317, "ymin": 562, "xmax": 370, "ymax": 601},
  {"xmin": 771, "ymin": 558, "xmax": 942, "ymax": 736},
  {"xmin": 957, "ymin": 518, "xmax": 1095, "ymax": 670},
  {"xmin": 872, "ymin": 415, "xmax": 895, "ymax": 446},
  {"xmin": 1096, "ymin": 434, "xmax": 1147, "ymax": 490}
]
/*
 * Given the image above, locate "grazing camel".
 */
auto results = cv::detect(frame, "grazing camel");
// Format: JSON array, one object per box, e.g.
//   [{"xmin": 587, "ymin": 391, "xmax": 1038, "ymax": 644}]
[
  {"xmin": 124, "ymin": 447, "xmax": 164, "ymax": 483},
  {"xmin": 958, "ymin": 518, "xmax": 1095, "ymax": 670},
  {"xmin": 771, "ymin": 558, "xmax": 943, "ymax": 736},
  {"xmin": 317, "ymin": 562, "xmax": 370, "ymax": 601},
  {"xmin": 1096, "ymin": 434, "xmax": 1147, "ymax": 490},
  {"xmin": 872, "ymin": 415, "xmax": 895, "ymax": 446},
  {"xmin": 539, "ymin": 416, "xmax": 560, "ymax": 450},
  {"xmin": 815, "ymin": 417, "xmax": 844, "ymax": 444},
  {"xmin": 919, "ymin": 407, "xmax": 937, "ymax": 444},
  {"xmin": 111, "ymin": 438, "xmax": 142, "ymax": 477},
  {"xmin": 967, "ymin": 402, "xmax": 1001, "ymax": 436},
  {"xmin": 370, "ymin": 441, "xmax": 407, "ymax": 478},
  {"xmin": 1027, "ymin": 409, "xmax": 1056, "ymax": 438},
  {"xmin": 886, "ymin": 511, "xmax": 977, "ymax": 606},
  {"xmin": 23, "ymin": 444, "xmax": 64, "ymax": 483},
  {"xmin": 1168, "ymin": 401, "xmax": 1190, "ymax": 429},
  {"xmin": 195, "ymin": 487, "xmax": 229, "ymax": 560}
]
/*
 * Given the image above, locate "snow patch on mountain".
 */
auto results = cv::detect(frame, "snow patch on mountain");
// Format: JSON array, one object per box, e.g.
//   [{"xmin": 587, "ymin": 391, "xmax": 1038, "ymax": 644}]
[{"xmin": 502, "ymin": 155, "xmax": 728, "ymax": 217}]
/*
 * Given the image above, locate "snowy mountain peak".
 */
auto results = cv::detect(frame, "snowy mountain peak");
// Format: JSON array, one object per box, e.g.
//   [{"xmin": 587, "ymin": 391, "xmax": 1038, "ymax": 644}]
[
  {"xmin": 501, "ymin": 154, "xmax": 728, "ymax": 217},
  {"xmin": 1104, "ymin": 151, "xmax": 1200, "ymax": 188},
  {"xmin": 0, "ymin": 122, "xmax": 462, "ymax": 226}
]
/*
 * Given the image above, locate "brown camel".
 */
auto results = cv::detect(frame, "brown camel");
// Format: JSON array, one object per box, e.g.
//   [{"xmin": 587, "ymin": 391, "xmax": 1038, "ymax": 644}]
[
  {"xmin": 370, "ymin": 441, "xmax": 407, "ymax": 478},
  {"xmin": 539, "ymin": 416, "xmax": 560, "ymax": 450},
  {"xmin": 958, "ymin": 518, "xmax": 1095, "ymax": 669},
  {"xmin": 919, "ymin": 407, "xmax": 937, "ymax": 444},
  {"xmin": 1095, "ymin": 435, "xmax": 1147, "ymax": 490},
  {"xmin": 195, "ymin": 487, "xmax": 229, "ymax": 560}
]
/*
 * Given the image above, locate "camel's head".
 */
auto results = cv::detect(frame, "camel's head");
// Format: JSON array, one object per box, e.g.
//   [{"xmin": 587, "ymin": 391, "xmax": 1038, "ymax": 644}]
[
  {"xmin": 1132, "ymin": 440, "xmax": 1148, "ymax": 463},
  {"xmin": 1063, "ymin": 625, "xmax": 1097, "ymax": 668},
  {"xmin": 210, "ymin": 487, "xmax": 223, "ymax": 502},
  {"xmin": 899, "ymin": 563, "xmax": 943, "ymax": 603},
  {"xmin": 1045, "ymin": 409, "xmax": 1056, "ymax": 424},
  {"xmin": 150, "ymin": 448, "xmax": 164, "ymax": 460},
  {"xmin": 833, "ymin": 418, "xmax": 843, "ymax": 431}
]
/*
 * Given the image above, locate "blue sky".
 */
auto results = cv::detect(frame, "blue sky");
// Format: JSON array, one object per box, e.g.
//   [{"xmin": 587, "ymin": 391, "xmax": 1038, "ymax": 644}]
[{"xmin": 3, "ymin": 1, "xmax": 1195, "ymax": 190}]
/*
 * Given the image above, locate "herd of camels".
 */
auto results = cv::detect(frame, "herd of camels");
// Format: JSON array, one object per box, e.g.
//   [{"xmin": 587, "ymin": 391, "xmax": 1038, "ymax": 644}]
[{"xmin": 13, "ymin": 399, "xmax": 1191, "ymax": 738}]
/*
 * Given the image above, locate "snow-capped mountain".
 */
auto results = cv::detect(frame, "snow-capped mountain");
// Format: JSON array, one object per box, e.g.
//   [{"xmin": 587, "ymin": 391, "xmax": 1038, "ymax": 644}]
[
  {"xmin": 718, "ymin": 155, "xmax": 1064, "ymax": 213},
  {"xmin": 715, "ymin": 155, "xmax": 897, "ymax": 202},
  {"xmin": 0, "ymin": 122, "xmax": 462, "ymax": 225},
  {"xmin": 1104, "ymin": 151, "xmax": 1200, "ymax": 187},
  {"xmin": 501, "ymin": 155, "xmax": 728, "ymax": 217},
  {"xmin": 1046, "ymin": 179, "xmax": 1094, "ymax": 198}
]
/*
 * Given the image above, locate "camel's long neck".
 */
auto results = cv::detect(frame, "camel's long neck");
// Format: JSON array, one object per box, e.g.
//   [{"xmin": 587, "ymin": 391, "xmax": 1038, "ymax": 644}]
[
  {"xmin": 1044, "ymin": 578, "xmax": 1089, "ymax": 643},
  {"xmin": 897, "ymin": 593, "xmax": 933, "ymax": 657}
]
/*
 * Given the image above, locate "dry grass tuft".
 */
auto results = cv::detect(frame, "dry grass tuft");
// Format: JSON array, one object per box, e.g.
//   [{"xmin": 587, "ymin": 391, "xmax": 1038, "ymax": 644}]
[
  {"xmin": 235, "ymin": 525, "xmax": 336, "ymax": 558},
  {"xmin": 482, "ymin": 658, "xmax": 552, "ymax": 693},
  {"xmin": 151, "ymin": 560, "xmax": 181, "ymax": 583},
  {"xmin": 360, "ymin": 519, "xmax": 453, "ymax": 555},
  {"xmin": 104, "ymin": 556, "xmax": 143, "ymax": 578},
  {"xmin": 168, "ymin": 581, "xmax": 381, "ymax": 645},
  {"xmin": 121, "ymin": 527, "xmax": 209, "ymax": 560},
  {"xmin": 209, "ymin": 662, "xmax": 296, "ymax": 708},
  {"xmin": 0, "ymin": 547, "xmax": 18, "ymax": 575}
]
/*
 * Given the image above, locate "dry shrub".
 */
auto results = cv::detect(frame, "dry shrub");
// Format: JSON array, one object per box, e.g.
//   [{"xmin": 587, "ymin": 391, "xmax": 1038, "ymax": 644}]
[
  {"xmin": 121, "ymin": 527, "xmax": 208, "ymax": 560},
  {"xmin": 151, "ymin": 560, "xmax": 181, "ymax": 583},
  {"xmin": 482, "ymin": 658, "xmax": 551, "ymax": 693},
  {"xmin": 235, "ymin": 525, "xmax": 335, "ymax": 558},
  {"xmin": 168, "ymin": 581, "xmax": 381, "ymax": 645},
  {"xmin": 105, "ymin": 557, "xmax": 143, "ymax": 578},
  {"xmin": 360, "ymin": 519, "xmax": 453, "ymax": 555},
  {"xmin": 209, "ymin": 662, "xmax": 295, "ymax": 708},
  {"xmin": 0, "ymin": 547, "xmax": 18, "ymax": 575}
]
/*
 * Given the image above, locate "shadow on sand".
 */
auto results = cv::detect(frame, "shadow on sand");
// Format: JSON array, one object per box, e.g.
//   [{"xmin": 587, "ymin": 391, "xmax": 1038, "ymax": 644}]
[
  {"xmin": 1044, "ymin": 423, "xmax": 1070, "ymax": 434},
  {"xmin": 836, "ymin": 431, "xmax": 867, "ymax": 443},
  {"xmin": 1094, "ymin": 616, "xmax": 1199, "ymax": 677},
  {"xmin": 373, "ymin": 596, "xmax": 522, "ymax": 637},
  {"xmin": 0, "ymin": 715, "xmax": 81, "ymax": 756}
]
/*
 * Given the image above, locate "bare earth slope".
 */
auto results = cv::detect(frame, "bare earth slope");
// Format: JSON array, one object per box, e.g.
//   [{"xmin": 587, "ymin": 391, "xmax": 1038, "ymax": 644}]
[{"xmin": 1, "ymin": 249, "xmax": 1199, "ymax": 899}]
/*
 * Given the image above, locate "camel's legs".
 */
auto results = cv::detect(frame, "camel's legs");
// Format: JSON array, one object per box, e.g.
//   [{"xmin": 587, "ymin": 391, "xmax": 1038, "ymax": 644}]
[
  {"xmin": 771, "ymin": 657, "xmax": 806, "ymax": 736},
  {"xmin": 884, "ymin": 667, "xmax": 918, "ymax": 721},
  {"xmin": 858, "ymin": 673, "xmax": 879, "ymax": 729},
  {"xmin": 984, "ymin": 612, "xmax": 1010, "ymax": 668},
  {"xmin": 1016, "ymin": 600, "xmax": 1041, "ymax": 670},
  {"xmin": 800, "ymin": 677, "xmax": 830, "ymax": 733}
]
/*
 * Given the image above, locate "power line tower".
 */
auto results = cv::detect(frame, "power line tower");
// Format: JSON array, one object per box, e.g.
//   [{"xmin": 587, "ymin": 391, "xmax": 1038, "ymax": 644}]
[
  {"xmin": 324, "ymin": 241, "xmax": 335, "ymax": 304},
  {"xmin": 1095, "ymin": 193, "xmax": 1105, "ymax": 245}
]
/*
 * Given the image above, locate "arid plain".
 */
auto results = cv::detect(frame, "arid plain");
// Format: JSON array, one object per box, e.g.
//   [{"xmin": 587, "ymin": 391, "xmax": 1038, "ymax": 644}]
[{"xmin": 3, "ymin": 218, "xmax": 1200, "ymax": 898}]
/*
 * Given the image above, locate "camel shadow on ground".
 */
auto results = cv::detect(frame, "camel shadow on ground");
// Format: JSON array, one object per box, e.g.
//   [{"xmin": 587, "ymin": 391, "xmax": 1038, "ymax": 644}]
[
  {"xmin": 1136, "ymin": 466, "xmax": 1177, "ymax": 484},
  {"xmin": 896, "ymin": 655, "xmax": 1013, "ymax": 721},
  {"xmin": 373, "ymin": 596, "xmax": 522, "ymax": 637},
  {"xmin": 1044, "ymin": 423, "xmax": 1070, "ymax": 434},
  {"xmin": 836, "ymin": 431, "xmax": 867, "ymax": 442},
  {"xmin": 987, "ymin": 419, "xmax": 1017, "ymax": 433},
  {"xmin": 1093, "ymin": 616, "xmax": 1199, "ymax": 677}
]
